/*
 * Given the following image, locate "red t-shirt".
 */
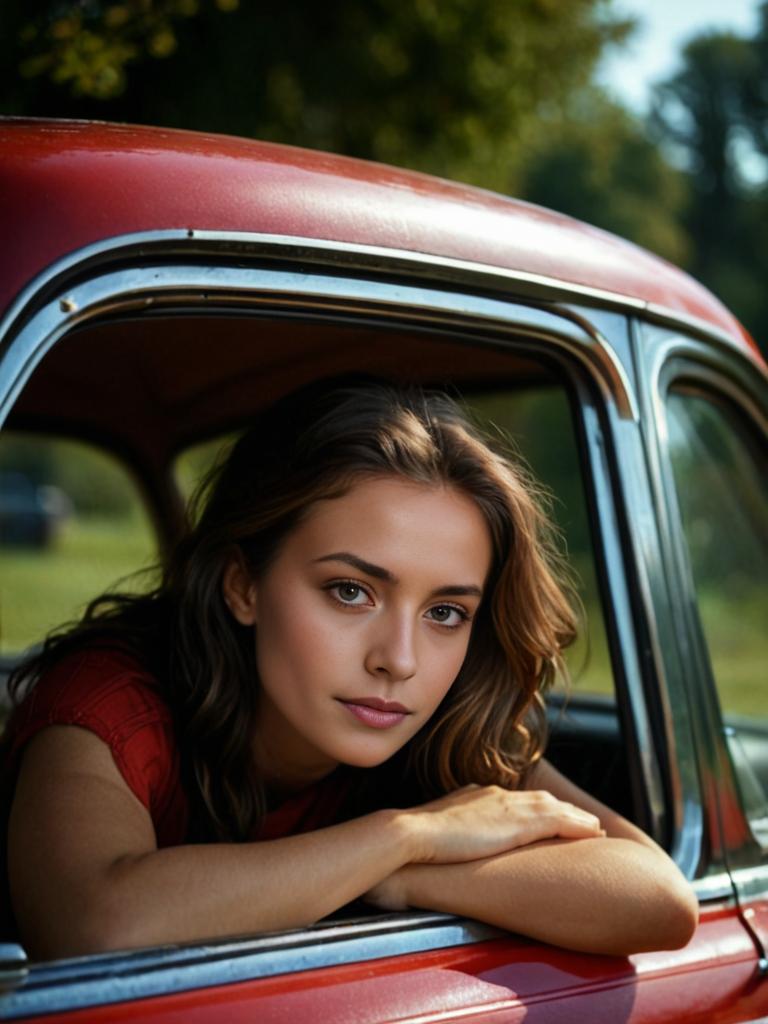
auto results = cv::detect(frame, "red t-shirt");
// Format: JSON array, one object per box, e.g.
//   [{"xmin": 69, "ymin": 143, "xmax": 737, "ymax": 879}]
[{"xmin": 0, "ymin": 648, "xmax": 350, "ymax": 937}]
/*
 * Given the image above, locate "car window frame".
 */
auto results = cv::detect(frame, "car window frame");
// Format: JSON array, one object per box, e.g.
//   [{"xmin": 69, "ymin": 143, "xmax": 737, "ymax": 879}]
[
  {"xmin": 638, "ymin": 320, "xmax": 768, "ymax": 930},
  {"xmin": 0, "ymin": 233, "xmax": 712, "ymax": 1008}
]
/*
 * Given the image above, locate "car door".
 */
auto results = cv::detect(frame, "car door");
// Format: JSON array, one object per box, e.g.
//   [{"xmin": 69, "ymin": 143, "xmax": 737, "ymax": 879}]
[{"xmin": 632, "ymin": 318, "xmax": 768, "ymax": 1018}]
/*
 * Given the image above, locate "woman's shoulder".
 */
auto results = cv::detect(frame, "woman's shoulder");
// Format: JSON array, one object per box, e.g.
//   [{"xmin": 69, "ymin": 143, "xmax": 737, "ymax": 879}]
[
  {"xmin": 16, "ymin": 646, "xmax": 170, "ymax": 734},
  {"xmin": 5, "ymin": 646, "xmax": 185, "ymax": 836}
]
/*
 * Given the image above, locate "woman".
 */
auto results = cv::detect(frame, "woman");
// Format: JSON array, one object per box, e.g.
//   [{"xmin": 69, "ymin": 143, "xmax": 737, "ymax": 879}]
[{"xmin": 1, "ymin": 379, "xmax": 697, "ymax": 960}]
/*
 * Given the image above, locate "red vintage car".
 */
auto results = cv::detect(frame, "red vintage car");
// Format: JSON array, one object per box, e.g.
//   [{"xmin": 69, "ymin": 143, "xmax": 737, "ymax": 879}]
[{"xmin": 0, "ymin": 118, "xmax": 766, "ymax": 1023}]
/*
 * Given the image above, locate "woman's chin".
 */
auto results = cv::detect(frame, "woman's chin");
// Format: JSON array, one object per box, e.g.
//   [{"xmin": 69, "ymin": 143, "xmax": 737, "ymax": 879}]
[{"xmin": 332, "ymin": 736, "xmax": 408, "ymax": 770}]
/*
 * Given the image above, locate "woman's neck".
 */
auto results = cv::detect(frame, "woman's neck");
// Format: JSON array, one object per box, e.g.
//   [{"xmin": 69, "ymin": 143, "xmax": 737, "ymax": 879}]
[{"xmin": 251, "ymin": 730, "xmax": 339, "ymax": 796}]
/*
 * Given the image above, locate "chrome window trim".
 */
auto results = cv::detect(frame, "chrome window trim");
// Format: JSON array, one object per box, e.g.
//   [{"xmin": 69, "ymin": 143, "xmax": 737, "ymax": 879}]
[
  {"xmin": 0, "ymin": 914, "xmax": 499, "ymax": 1019},
  {"xmin": 693, "ymin": 873, "xmax": 740, "ymax": 903},
  {"xmin": 0, "ymin": 229, "xmax": 763, "ymax": 392},
  {"xmin": 0, "ymin": 255, "xmax": 689, "ymax": 1005},
  {"xmin": 0, "ymin": 257, "xmax": 676, "ymax": 851},
  {"xmin": 0, "ymin": 262, "xmax": 639, "ymax": 425},
  {"xmin": 567, "ymin": 380, "xmax": 666, "ymax": 842},
  {"xmin": 639, "ymin": 323, "xmax": 768, "ymax": 886}
]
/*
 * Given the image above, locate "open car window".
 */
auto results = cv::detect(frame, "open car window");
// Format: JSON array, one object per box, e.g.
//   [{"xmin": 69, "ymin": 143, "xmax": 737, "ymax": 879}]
[
  {"xmin": 0, "ymin": 435, "xmax": 157, "ymax": 659},
  {"xmin": 0, "ymin": 291, "xmax": 686, "ymax": 1011},
  {"xmin": 175, "ymin": 387, "xmax": 612, "ymax": 696}
]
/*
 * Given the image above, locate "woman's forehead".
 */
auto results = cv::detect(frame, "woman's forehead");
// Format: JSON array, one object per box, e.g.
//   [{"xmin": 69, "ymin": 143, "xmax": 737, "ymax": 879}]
[{"xmin": 289, "ymin": 477, "xmax": 493, "ymax": 583}]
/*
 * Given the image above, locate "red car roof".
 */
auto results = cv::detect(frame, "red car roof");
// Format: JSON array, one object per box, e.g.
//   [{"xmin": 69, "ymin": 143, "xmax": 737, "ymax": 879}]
[{"xmin": 0, "ymin": 117, "xmax": 758, "ymax": 359}]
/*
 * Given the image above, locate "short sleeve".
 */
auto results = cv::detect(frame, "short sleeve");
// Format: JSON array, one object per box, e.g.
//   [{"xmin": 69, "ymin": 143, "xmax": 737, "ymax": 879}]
[{"xmin": 6, "ymin": 648, "xmax": 187, "ymax": 845}]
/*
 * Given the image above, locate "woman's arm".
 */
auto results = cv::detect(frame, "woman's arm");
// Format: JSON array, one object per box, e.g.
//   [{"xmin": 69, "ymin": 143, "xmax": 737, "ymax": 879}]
[
  {"xmin": 9, "ymin": 727, "xmax": 414, "ymax": 959},
  {"xmin": 9, "ymin": 731, "xmax": 604, "ymax": 959},
  {"xmin": 365, "ymin": 760, "xmax": 699, "ymax": 956}
]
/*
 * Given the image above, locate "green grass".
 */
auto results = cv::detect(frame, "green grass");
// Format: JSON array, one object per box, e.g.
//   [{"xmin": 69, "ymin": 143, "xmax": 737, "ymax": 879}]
[
  {"xmin": 0, "ymin": 516, "xmax": 157, "ymax": 653},
  {"xmin": 698, "ymin": 588, "xmax": 767, "ymax": 718},
  {"xmin": 1, "ymin": 520, "xmax": 763, "ymax": 723}
]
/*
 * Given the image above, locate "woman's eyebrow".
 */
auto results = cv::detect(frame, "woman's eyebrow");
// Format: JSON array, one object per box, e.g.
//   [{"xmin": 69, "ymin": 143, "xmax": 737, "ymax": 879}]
[
  {"xmin": 313, "ymin": 553, "xmax": 483, "ymax": 598},
  {"xmin": 314, "ymin": 552, "xmax": 397, "ymax": 582},
  {"xmin": 430, "ymin": 584, "xmax": 483, "ymax": 599}
]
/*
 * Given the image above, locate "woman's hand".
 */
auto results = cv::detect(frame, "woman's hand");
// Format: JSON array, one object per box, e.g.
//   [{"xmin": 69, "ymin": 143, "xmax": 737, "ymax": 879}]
[{"xmin": 398, "ymin": 784, "xmax": 605, "ymax": 865}]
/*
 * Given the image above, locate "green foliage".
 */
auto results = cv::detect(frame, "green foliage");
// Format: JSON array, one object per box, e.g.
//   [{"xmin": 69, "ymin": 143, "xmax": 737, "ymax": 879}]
[
  {"xmin": 519, "ymin": 93, "xmax": 689, "ymax": 264},
  {"xmin": 0, "ymin": 0, "xmax": 632, "ymax": 193},
  {"xmin": 0, "ymin": 435, "xmax": 144, "ymax": 518},
  {"xmin": 0, "ymin": 515, "xmax": 157, "ymax": 653},
  {"xmin": 14, "ymin": 1, "xmax": 239, "ymax": 99},
  {"xmin": 1, "ymin": 1, "xmax": 766, "ymax": 351},
  {"xmin": 649, "ymin": 6, "xmax": 768, "ymax": 354}
]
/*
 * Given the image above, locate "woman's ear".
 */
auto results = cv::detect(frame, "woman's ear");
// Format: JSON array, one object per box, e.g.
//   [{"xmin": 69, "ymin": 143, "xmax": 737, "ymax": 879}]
[{"xmin": 222, "ymin": 557, "xmax": 258, "ymax": 626}]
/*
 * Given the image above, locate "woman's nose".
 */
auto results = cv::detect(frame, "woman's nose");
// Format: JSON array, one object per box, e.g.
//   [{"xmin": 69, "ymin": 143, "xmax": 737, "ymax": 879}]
[{"xmin": 364, "ymin": 613, "xmax": 417, "ymax": 682}]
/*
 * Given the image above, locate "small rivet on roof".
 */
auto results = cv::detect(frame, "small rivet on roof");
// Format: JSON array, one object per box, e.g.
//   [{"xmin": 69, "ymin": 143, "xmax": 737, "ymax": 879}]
[{"xmin": 59, "ymin": 296, "xmax": 78, "ymax": 314}]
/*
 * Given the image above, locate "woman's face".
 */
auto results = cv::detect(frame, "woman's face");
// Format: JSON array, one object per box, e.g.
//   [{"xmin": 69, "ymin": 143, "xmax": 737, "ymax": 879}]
[{"xmin": 224, "ymin": 476, "xmax": 492, "ymax": 790}]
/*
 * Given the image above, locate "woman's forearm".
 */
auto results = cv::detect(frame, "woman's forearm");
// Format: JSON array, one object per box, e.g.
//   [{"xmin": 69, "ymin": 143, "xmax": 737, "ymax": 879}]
[
  {"xmin": 394, "ymin": 837, "xmax": 698, "ymax": 956},
  {"xmin": 17, "ymin": 808, "xmax": 417, "ymax": 959}
]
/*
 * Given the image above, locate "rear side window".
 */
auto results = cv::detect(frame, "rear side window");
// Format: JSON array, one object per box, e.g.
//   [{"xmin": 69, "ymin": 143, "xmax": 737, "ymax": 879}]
[
  {"xmin": 666, "ymin": 388, "xmax": 768, "ymax": 845},
  {"xmin": 0, "ymin": 434, "xmax": 157, "ymax": 655},
  {"xmin": 666, "ymin": 390, "xmax": 767, "ymax": 716}
]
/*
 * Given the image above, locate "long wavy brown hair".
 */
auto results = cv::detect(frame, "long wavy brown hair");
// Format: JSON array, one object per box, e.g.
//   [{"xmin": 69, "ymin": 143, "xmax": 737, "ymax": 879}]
[{"xmin": 9, "ymin": 379, "xmax": 577, "ymax": 841}]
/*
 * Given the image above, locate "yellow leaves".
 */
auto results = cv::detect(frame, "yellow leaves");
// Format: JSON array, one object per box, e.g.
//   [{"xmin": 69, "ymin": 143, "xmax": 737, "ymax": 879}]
[
  {"xmin": 16, "ymin": 0, "xmax": 237, "ymax": 99},
  {"xmin": 104, "ymin": 6, "xmax": 132, "ymax": 30},
  {"xmin": 148, "ymin": 28, "xmax": 177, "ymax": 57},
  {"xmin": 51, "ymin": 17, "xmax": 81, "ymax": 41},
  {"xmin": 48, "ymin": 29, "xmax": 137, "ymax": 98},
  {"xmin": 174, "ymin": 0, "xmax": 200, "ymax": 16}
]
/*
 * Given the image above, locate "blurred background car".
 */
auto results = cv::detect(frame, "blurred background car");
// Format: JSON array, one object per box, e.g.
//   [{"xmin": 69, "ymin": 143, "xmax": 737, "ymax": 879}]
[{"xmin": 0, "ymin": 472, "xmax": 70, "ymax": 549}]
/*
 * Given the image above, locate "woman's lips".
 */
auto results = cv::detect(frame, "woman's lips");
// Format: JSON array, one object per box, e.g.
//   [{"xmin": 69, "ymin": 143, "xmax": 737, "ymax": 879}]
[{"xmin": 338, "ymin": 697, "xmax": 411, "ymax": 729}]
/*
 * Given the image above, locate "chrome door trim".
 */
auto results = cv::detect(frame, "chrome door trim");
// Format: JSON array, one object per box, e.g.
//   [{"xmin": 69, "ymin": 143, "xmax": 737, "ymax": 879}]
[
  {"xmin": 0, "ymin": 229, "xmax": 762, "ymax": 389},
  {"xmin": 0, "ymin": 913, "xmax": 499, "ymax": 1019},
  {"xmin": 0, "ymin": 261, "xmax": 639, "ymax": 424},
  {"xmin": 3, "ymin": 226, "xmax": 765, "ymax": 366},
  {"xmin": 0, "ymin": 250, "xmax": 686, "ymax": 861}
]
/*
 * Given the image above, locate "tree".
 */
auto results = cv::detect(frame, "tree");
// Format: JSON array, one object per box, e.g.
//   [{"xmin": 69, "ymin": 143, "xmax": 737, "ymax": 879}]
[
  {"xmin": 0, "ymin": 0, "xmax": 632, "ymax": 192},
  {"xmin": 650, "ymin": 6, "xmax": 768, "ymax": 354},
  {"xmin": 519, "ymin": 92, "xmax": 689, "ymax": 265}
]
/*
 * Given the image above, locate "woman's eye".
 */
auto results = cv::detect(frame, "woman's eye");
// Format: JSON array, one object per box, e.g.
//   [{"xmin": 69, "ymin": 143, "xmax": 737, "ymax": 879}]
[
  {"xmin": 427, "ymin": 604, "xmax": 467, "ymax": 627},
  {"xmin": 330, "ymin": 582, "xmax": 370, "ymax": 605}
]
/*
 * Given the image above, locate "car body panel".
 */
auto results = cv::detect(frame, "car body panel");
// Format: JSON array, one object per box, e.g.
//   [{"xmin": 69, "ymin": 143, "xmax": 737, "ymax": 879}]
[
  {"xmin": 4, "ymin": 906, "xmax": 762, "ymax": 1024},
  {"xmin": 0, "ymin": 118, "xmax": 757, "ymax": 358}
]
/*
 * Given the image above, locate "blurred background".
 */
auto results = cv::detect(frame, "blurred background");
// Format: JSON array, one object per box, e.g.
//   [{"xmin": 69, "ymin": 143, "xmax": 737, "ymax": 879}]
[
  {"xmin": 0, "ymin": 1, "xmax": 765, "ymax": 708},
  {"xmin": 1, "ymin": 0, "xmax": 766, "ymax": 355}
]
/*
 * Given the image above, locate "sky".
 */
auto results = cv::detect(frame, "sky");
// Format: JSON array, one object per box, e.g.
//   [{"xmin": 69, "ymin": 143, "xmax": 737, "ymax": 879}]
[{"xmin": 599, "ymin": 0, "xmax": 762, "ymax": 111}]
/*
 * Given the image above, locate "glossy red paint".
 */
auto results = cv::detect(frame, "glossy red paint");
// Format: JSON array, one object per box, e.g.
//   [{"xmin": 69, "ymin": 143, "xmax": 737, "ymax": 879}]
[
  {"xmin": 19, "ymin": 906, "xmax": 767, "ymax": 1024},
  {"xmin": 0, "ymin": 118, "xmax": 757, "ymax": 361}
]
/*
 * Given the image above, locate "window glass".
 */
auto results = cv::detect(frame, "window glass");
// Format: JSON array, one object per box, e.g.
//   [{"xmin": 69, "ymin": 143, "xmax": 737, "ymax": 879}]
[
  {"xmin": 0, "ymin": 435, "xmax": 157, "ymax": 654},
  {"xmin": 666, "ymin": 391, "xmax": 767, "ymax": 717},
  {"xmin": 666, "ymin": 389, "xmax": 768, "ymax": 846}
]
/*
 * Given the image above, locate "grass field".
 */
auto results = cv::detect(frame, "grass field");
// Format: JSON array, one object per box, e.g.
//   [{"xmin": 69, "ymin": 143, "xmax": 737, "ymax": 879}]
[
  {"xmin": 0, "ymin": 516, "xmax": 157, "ymax": 654},
  {"xmin": 0, "ymin": 518, "xmax": 763, "ymax": 718}
]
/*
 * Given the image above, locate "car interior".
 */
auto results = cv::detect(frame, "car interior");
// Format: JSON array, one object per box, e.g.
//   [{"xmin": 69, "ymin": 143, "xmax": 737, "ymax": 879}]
[{"xmin": 0, "ymin": 306, "xmax": 639, "ymax": 907}]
